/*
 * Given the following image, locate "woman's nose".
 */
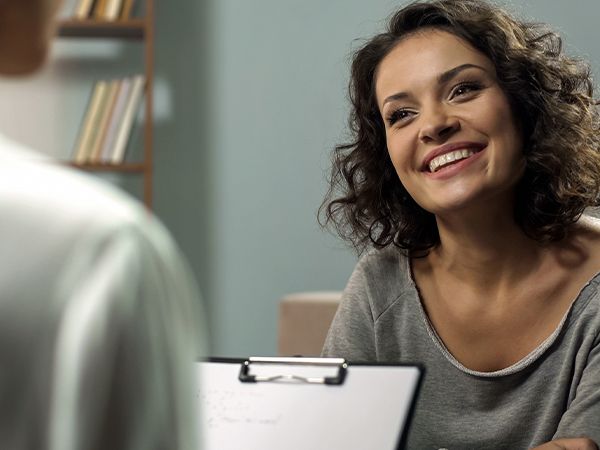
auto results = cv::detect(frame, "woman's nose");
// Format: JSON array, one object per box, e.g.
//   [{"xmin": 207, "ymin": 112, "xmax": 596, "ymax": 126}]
[{"xmin": 418, "ymin": 107, "xmax": 460, "ymax": 143}]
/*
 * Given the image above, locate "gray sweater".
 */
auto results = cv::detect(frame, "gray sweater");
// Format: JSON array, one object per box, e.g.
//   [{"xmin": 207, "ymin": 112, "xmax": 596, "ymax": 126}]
[{"xmin": 322, "ymin": 246, "xmax": 600, "ymax": 450}]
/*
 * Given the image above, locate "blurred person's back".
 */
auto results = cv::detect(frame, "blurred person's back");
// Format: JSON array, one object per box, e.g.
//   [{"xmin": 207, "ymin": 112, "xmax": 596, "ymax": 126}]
[{"xmin": 0, "ymin": 1, "xmax": 205, "ymax": 449}]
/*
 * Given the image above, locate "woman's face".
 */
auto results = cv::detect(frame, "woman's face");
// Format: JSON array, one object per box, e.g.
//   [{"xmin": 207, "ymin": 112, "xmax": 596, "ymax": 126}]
[{"xmin": 375, "ymin": 29, "xmax": 525, "ymax": 216}]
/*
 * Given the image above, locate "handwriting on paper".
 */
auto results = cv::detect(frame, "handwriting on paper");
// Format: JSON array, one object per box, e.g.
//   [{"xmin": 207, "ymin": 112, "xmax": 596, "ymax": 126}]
[{"xmin": 199, "ymin": 388, "xmax": 283, "ymax": 430}]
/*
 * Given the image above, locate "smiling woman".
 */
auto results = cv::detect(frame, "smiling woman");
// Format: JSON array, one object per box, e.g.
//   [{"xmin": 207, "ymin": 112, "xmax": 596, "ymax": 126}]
[{"xmin": 320, "ymin": 0, "xmax": 600, "ymax": 449}]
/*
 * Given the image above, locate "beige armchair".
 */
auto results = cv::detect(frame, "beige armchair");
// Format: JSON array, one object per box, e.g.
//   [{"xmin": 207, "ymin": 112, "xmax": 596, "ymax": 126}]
[{"xmin": 277, "ymin": 291, "xmax": 342, "ymax": 356}]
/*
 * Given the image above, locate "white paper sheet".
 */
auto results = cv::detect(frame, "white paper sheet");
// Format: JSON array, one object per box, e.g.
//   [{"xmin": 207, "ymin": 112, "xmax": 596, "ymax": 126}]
[{"xmin": 197, "ymin": 360, "xmax": 421, "ymax": 450}]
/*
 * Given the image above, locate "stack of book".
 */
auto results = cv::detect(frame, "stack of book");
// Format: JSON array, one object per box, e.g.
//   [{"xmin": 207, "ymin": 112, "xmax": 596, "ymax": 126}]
[
  {"xmin": 74, "ymin": 0, "xmax": 136, "ymax": 21},
  {"xmin": 72, "ymin": 75, "xmax": 146, "ymax": 165}
]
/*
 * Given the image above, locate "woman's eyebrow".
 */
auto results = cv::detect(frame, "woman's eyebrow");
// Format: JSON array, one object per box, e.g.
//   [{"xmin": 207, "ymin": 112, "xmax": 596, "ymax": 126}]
[
  {"xmin": 438, "ymin": 63, "xmax": 487, "ymax": 84},
  {"xmin": 382, "ymin": 91, "xmax": 410, "ymax": 107},
  {"xmin": 382, "ymin": 63, "xmax": 488, "ymax": 107}
]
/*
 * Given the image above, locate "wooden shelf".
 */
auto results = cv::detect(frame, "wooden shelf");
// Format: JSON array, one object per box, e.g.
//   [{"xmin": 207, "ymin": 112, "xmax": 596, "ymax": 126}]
[
  {"xmin": 69, "ymin": 162, "xmax": 147, "ymax": 173},
  {"xmin": 57, "ymin": 19, "xmax": 145, "ymax": 39},
  {"xmin": 61, "ymin": 0, "xmax": 154, "ymax": 208}
]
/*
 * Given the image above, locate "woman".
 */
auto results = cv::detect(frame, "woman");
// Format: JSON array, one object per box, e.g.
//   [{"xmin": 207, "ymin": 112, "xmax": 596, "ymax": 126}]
[{"xmin": 320, "ymin": 0, "xmax": 600, "ymax": 448}]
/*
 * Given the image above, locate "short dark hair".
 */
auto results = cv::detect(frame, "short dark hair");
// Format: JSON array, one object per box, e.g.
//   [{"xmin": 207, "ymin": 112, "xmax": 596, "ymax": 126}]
[{"xmin": 320, "ymin": 0, "xmax": 600, "ymax": 254}]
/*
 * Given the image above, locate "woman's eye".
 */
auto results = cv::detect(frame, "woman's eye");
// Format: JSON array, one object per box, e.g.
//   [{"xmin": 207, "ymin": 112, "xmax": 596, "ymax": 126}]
[
  {"xmin": 386, "ymin": 109, "xmax": 414, "ymax": 126},
  {"xmin": 450, "ymin": 82, "xmax": 483, "ymax": 99}
]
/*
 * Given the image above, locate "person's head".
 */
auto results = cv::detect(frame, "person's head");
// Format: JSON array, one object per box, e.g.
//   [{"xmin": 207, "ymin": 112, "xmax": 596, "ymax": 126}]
[
  {"xmin": 321, "ymin": 0, "xmax": 600, "ymax": 254},
  {"xmin": 0, "ymin": 0, "xmax": 63, "ymax": 75}
]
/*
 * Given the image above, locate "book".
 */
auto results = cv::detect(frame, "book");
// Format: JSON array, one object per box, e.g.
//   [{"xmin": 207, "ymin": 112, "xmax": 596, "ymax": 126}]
[
  {"xmin": 104, "ymin": 0, "xmax": 123, "ymax": 21},
  {"xmin": 75, "ymin": 0, "xmax": 96, "ymax": 19},
  {"xmin": 93, "ymin": 0, "xmax": 109, "ymax": 19},
  {"xmin": 89, "ymin": 80, "xmax": 121, "ymax": 163},
  {"xmin": 99, "ymin": 78, "xmax": 131, "ymax": 163},
  {"xmin": 120, "ymin": 0, "xmax": 135, "ymax": 19},
  {"xmin": 72, "ymin": 81, "xmax": 107, "ymax": 164},
  {"xmin": 79, "ymin": 80, "xmax": 111, "ymax": 163},
  {"xmin": 111, "ymin": 75, "xmax": 145, "ymax": 164}
]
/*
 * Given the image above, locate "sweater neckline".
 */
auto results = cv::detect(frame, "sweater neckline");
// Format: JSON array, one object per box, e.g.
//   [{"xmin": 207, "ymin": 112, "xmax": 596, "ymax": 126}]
[{"xmin": 404, "ymin": 255, "xmax": 599, "ymax": 378}]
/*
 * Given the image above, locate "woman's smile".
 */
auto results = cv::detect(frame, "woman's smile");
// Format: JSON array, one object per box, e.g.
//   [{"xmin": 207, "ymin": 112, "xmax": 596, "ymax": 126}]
[{"xmin": 422, "ymin": 141, "xmax": 487, "ymax": 176}]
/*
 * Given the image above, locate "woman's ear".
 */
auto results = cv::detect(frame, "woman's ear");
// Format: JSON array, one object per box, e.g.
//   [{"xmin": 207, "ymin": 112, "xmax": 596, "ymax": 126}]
[{"xmin": 0, "ymin": 0, "xmax": 62, "ymax": 76}]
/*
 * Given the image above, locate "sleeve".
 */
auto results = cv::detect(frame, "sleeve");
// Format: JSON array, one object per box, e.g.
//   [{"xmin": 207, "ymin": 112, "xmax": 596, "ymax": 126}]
[
  {"xmin": 552, "ymin": 332, "xmax": 600, "ymax": 445},
  {"xmin": 321, "ymin": 256, "xmax": 378, "ymax": 362},
  {"xmin": 48, "ymin": 219, "xmax": 205, "ymax": 450}
]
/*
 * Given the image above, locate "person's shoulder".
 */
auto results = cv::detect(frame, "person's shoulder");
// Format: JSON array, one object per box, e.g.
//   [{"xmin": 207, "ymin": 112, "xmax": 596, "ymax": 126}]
[
  {"xmin": 569, "ymin": 213, "xmax": 600, "ymax": 257},
  {"xmin": 0, "ymin": 137, "xmax": 146, "ymax": 233},
  {"xmin": 349, "ymin": 245, "xmax": 413, "ymax": 315},
  {"xmin": 558, "ymin": 215, "xmax": 600, "ymax": 315},
  {"xmin": 577, "ymin": 212, "xmax": 600, "ymax": 234},
  {"xmin": 357, "ymin": 244, "xmax": 407, "ymax": 269}
]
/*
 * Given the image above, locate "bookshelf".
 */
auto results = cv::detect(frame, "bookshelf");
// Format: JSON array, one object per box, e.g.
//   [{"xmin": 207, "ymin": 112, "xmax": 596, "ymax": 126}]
[
  {"xmin": 57, "ymin": 0, "xmax": 155, "ymax": 208},
  {"xmin": 58, "ymin": 19, "xmax": 146, "ymax": 39}
]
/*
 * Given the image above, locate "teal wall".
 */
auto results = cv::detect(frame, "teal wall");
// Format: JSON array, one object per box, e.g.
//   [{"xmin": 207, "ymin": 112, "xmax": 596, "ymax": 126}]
[{"xmin": 153, "ymin": 0, "xmax": 401, "ymax": 357}]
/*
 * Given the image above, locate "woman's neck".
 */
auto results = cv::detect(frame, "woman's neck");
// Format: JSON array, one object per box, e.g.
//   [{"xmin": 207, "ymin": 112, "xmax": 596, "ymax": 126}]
[{"xmin": 429, "ymin": 206, "xmax": 545, "ymax": 290}]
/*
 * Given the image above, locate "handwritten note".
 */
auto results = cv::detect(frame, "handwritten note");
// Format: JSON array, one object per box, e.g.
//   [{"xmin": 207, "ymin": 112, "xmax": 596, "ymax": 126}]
[{"xmin": 200, "ymin": 388, "xmax": 281, "ymax": 430}]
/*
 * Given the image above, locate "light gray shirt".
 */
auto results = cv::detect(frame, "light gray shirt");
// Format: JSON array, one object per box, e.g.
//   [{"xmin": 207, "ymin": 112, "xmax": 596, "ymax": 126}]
[
  {"xmin": 322, "ymin": 245, "xmax": 600, "ymax": 449},
  {"xmin": 0, "ymin": 134, "xmax": 205, "ymax": 450}
]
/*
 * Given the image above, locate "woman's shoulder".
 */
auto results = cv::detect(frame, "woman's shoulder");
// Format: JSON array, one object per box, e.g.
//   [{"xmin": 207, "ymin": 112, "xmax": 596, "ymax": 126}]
[
  {"xmin": 346, "ymin": 245, "xmax": 416, "ymax": 316},
  {"xmin": 565, "ymin": 213, "xmax": 600, "ymax": 259},
  {"xmin": 355, "ymin": 245, "xmax": 409, "ymax": 279},
  {"xmin": 552, "ymin": 215, "xmax": 600, "ymax": 315},
  {"xmin": 573, "ymin": 213, "xmax": 600, "ymax": 293}
]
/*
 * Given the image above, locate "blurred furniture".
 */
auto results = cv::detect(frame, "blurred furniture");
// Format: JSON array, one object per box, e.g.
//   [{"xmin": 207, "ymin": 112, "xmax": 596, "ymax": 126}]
[
  {"xmin": 278, "ymin": 291, "xmax": 342, "ymax": 356},
  {"xmin": 58, "ymin": 0, "xmax": 155, "ymax": 208}
]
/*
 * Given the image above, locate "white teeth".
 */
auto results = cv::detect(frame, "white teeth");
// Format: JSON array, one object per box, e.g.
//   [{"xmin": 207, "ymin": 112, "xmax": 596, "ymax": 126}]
[{"xmin": 428, "ymin": 149, "xmax": 475, "ymax": 172}]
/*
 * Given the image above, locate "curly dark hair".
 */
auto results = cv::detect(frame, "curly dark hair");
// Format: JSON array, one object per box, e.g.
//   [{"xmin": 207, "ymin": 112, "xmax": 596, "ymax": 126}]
[{"xmin": 320, "ymin": 0, "xmax": 600, "ymax": 254}]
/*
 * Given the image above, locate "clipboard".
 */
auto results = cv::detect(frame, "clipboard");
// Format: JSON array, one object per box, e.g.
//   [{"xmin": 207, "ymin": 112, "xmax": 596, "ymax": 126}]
[{"xmin": 197, "ymin": 357, "xmax": 423, "ymax": 450}]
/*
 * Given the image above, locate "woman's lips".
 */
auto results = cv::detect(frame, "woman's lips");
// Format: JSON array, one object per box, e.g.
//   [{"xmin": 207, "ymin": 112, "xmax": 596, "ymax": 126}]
[
  {"xmin": 428, "ymin": 148, "xmax": 478, "ymax": 173},
  {"xmin": 423, "ymin": 146, "xmax": 486, "ymax": 180},
  {"xmin": 421, "ymin": 142, "xmax": 487, "ymax": 172}
]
